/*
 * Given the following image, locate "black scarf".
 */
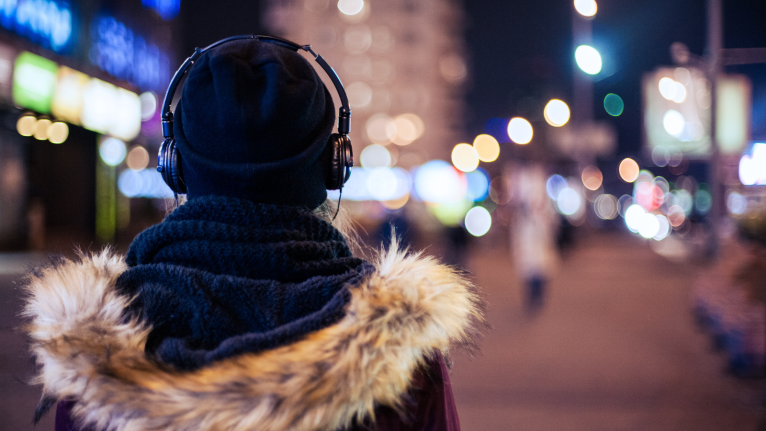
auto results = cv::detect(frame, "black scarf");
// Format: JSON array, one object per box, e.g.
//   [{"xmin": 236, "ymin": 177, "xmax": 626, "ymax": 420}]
[{"xmin": 116, "ymin": 196, "xmax": 371, "ymax": 371}]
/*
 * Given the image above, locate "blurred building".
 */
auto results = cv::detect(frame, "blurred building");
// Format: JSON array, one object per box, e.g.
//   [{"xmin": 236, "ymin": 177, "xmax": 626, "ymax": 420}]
[
  {"xmin": 0, "ymin": 0, "xmax": 180, "ymax": 250},
  {"xmin": 262, "ymin": 0, "xmax": 468, "ymax": 166}
]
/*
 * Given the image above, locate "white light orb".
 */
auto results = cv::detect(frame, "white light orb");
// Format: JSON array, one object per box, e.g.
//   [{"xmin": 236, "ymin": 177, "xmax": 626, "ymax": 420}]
[
  {"xmin": 658, "ymin": 77, "xmax": 677, "ymax": 101},
  {"xmin": 638, "ymin": 212, "xmax": 661, "ymax": 239},
  {"xmin": 465, "ymin": 206, "xmax": 492, "ymax": 237},
  {"xmin": 360, "ymin": 144, "xmax": 391, "ymax": 169},
  {"xmin": 99, "ymin": 137, "xmax": 127, "ymax": 166},
  {"xmin": 16, "ymin": 115, "xmax": 37, "ymax": 137},
  {"xmin": 392, "ymin": 114, "xmax": 422, "ymax": 145},
  {"xmin": 414, "ymin": 160, "xmax": 466, "ymax": 204},
  {"xmin": 727, "ymin": 191, "xmax": 747, "ymax": 215},
  {"xmin": 574, "ymin": 0, "xmax": 597, "ymax": 17},
  {"xmin": 653, "ymin": 215, "xmax": 671, "ymax": 241},
  {"xmin": 507, "ymin": 117, "xmax": 533, "ymax": 144},
  {"xmin": 543, "ymin": 99, "xmax": 570, "ymax": 127},
  {"xmin": 139, "ymin": 92, "xmax": 157, "ymax": 121},
  {"xmin": 451, "ymin": 143, "xmax": 480, "ymax": 172},
  {"xmin": 337, "ymin": 0, "xmax": 363, "ymax": 15},
  {"xmin": 556, "ymin": 188, "xmax": 582, "ymax": 216},
  {"xmin": 663, "ymin": 110, "xmax": 685, "ymax": 137},
  {"xmin": 575, "ymin": 45, "xmax": 602, "ymax": 75},
  {"xmin": 624, "ymin": 204, "xmax": 646, "ymax": 232}
]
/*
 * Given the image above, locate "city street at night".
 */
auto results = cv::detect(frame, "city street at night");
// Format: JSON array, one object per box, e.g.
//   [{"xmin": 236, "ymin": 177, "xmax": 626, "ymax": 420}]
[
  {"xmin": 450, "ymin": 231, "xmax": 763, "ymax": 430},
  {"xmin": 2, "ymin": 232, "xmax": 763, "ymax": 430}
]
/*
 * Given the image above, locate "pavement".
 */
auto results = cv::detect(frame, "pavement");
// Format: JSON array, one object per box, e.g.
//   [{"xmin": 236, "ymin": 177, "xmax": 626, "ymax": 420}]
[
  {"xmin": 0, "ymin": 232, "xmax": 763, "ymax": 430},
  {"xmin": 450, "ymin": 231, "xmax": 764, "ymax": 431}
]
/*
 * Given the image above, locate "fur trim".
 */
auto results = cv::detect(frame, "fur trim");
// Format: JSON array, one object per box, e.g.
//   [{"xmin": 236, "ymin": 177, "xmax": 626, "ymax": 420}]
[{"xmin": 22, "ymin": 243, "xmax": 482, "ymax": 431}]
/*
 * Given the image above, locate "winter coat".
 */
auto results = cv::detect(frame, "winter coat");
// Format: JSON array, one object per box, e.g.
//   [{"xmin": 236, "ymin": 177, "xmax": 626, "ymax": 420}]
[{"xmin": 23, "ymin": 244, "xmax": 481, "ymax": 431}]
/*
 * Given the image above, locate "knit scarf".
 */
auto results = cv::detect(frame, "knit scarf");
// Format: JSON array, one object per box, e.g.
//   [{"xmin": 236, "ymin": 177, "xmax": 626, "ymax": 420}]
[{"xmin": 116, "ymin": 196, "xmax": 371, "ymax": 371}]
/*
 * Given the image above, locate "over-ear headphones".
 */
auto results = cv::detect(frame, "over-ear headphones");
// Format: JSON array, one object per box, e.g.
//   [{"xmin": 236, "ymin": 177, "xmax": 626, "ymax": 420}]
[{"xmin": 157, "ymin": 34, "xmax": 353, "ymax": 196}]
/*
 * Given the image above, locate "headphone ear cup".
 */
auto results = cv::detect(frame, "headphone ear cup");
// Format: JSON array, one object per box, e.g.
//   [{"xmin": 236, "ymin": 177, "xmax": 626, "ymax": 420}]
[
  {"xmin": 158, "ymin": 139, "xmax": 187, "ymax": 194},
  {"xmin": 325, "ymin": 134, "xmax": 353, "ymax": 190},
  {"xmin": 169, "ymin": 140, "xmax": 187, "ymax": 194}
]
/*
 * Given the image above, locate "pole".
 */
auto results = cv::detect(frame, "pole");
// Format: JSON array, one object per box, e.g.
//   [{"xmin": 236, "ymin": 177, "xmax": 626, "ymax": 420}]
[
  {"xmin": 706, "ymin": 0, "xmax": 722, "ymax": 259},
  {"xmin": 572, "ymin": 7, "xmax": 593, "ymax": 167}
]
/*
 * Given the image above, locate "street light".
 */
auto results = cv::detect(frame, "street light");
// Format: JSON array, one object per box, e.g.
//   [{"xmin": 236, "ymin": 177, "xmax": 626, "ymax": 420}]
[
  {"xmin": 575, "ymin": 45, "xmax": 602, "ymax": 75},
  {"xmin": 573, "ymin": 0, "xmax": 597, "ymax": 17}
]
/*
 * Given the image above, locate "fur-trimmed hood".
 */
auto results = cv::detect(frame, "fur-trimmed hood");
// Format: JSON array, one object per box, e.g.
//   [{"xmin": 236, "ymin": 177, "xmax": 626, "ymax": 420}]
[{"xmin": 22, "ymin": 244, "xmax": 482, "ymax": 431}]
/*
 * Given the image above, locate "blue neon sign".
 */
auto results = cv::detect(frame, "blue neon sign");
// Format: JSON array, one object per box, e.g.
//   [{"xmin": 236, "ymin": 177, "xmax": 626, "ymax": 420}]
[
  {"xmin": 142, "ymin": 0, "xmax": 180, "ymax": 21},
  {"xmin": 89, "ymin": 16, "xmax": 170, "ymax": 91},
  {"xmin": 0, "ymin": 0, "xmax": 74, "ymax": 52}
]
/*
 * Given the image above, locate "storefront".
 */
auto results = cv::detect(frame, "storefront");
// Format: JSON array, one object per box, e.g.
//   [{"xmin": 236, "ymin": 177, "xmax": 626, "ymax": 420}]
[{"xmin": 0, "ymin": 0, "xmax": 177, "ymax": 250}]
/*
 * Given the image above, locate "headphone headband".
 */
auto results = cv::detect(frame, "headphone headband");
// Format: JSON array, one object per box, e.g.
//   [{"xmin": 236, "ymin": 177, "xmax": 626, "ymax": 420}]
[{"xmin": 161, "ymin": 34, "xmax": 351, "ymax": 140}]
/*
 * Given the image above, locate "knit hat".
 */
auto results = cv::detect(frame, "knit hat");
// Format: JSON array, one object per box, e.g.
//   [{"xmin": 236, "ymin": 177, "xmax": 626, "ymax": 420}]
[{"xmin": 173, "ymin": 39, "xmax": 336, "ymax": 209}]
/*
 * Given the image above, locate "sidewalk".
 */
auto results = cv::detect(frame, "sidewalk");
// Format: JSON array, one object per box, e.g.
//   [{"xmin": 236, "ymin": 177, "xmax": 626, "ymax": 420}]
[{"xmin": 450, "ymin": 231, "xmax": 764, "ymax": 430}]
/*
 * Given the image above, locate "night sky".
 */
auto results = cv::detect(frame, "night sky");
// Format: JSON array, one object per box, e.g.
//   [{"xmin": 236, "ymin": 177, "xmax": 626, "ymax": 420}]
[{"xmin": 178, "ymin": 0, "xmax": 766, "ymax": 158}]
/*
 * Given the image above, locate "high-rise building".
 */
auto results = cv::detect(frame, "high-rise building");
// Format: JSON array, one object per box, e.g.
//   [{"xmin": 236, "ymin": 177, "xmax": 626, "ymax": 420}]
[{"xmin": 263, "ymin": 0, "xmax": 467, "ymax": 166}]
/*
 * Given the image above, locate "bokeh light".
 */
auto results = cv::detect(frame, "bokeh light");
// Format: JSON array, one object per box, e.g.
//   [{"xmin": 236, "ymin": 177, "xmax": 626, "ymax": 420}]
[
  {"xmin": 575, "ymin": 45, "xmax": 602, "ymax": 75},
  {"xmin": 663, "ymin": 110, "xmax": 685, "ymax": 136},
  {"xmin": 556, "ymin": 188, "xmax": 582, "ymax": 216},
  {"xmin": 473, "ymin": 134, "xmax": 500, "ymax": 162},
  {"xmin": 574, "ymin": 0, "xmax": 597, "ymax": 17},
  {"xmin": 366, "ymin": 114, "xmax": 395, "ymax": 144},
  {"xmin": 47, "ymin": 122, "xmax": 69, "ymax": 144},
  {"xmin": 119, "ymin": 169, "xmax": 174, "ymax": 198},
  {"xmin": 99, "ymin": 137, "xmax": 127, "ymax": 166},
  {"xmin": 603, "ymin": 94, "xmax": 624, "ymax": 116},
  {"xmin": 695, "ymin": 189, "xmax": 712, "ymax": 214},
  {"xmin": 653, "ymin": 215, "xmax": 671, "ymax": 241},
  {"xmin": 726, "ymin": 191, "xmax": 747, "ymax": 215},
  {"xmin": 337, "ymin": 0, "xmax": 363, "ymax": 15},
  {"xmin": 465, "ymin": 206, "xmax": 492, "ymax": 237},
  {"xmin": 465, "ymin": 168, "xmax": 490, "ymax": 201},
  {"xmin": 507, "ymin": 117, "xmax": 533, "ymax": 144},
  {"xmin": 594, "ymin": 194, "xmax": 618, "ymax": 220},
  {"xmin": 127, "ymin": 146, "xmax": 150, "ymax": 171},
  {"xmin": 546, "ymin": 174, "xmax": 568, "ymax": 200},
  {"xmin": 452, "ymin": 143, "xmax": 480, "ymax": 172},
  {"xmin": 414, "ymin": 160, "xmax": 466, "ymax": 203},
  {"xmin": 393, "ymin": 113, "xmax": 424, "ymax": 145},
  {"xmin": 619, "ymin": 158, "xmax": 639, "ymax": 182},
  {"xmin": 543, "ymin": 99, "xmax": 570, "ymax": 127},
  {"xmin": 581, "ymin": 165, "xmax": 603, "ymax": 191},
  {"xmin": 347, "ymin": 82, "xmax": 373, "ymax": 108},
  {"xmin": 16, "ymin": 115, "xmax": 37, "ymax": 136},
  {"xmin": 366, "ymin": 168, "xmax": 398, "ymax": 201},
  {"xmin": 489, "ymin": 177, "xmax": 511, "ymax": 205},
  {"xmin": 360, "ymin": 144, "xmax": 391, "ymax": 169},
  {"xmin": 139, "ymin": 92, "xmax": 157, "ymax": 121},
  {"xmin": 33, "ymin": 119, "xmax": 51, "ymax": 140}
]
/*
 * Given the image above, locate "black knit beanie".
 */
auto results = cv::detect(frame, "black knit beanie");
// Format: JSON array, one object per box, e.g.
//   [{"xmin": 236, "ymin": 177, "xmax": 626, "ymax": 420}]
[{"xmin": 173, "ymin": 39, "xmax": 335, "ymax": 209}]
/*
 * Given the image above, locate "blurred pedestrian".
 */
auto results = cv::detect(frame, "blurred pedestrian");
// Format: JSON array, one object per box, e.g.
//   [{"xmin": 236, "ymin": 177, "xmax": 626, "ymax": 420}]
[
  {"xmin": 507, "ymin": 162, "xmax": 558, "ymax": 311},
  {"xmin": 23, "ymin": 38, "xmax": 481, "ymax": 431}
]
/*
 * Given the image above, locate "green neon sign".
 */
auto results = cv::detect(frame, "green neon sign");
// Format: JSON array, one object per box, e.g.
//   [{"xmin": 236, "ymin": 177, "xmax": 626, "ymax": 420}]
[{"xmin": 13, "ymin": 51, "xmax": 58, "ymax": 114}]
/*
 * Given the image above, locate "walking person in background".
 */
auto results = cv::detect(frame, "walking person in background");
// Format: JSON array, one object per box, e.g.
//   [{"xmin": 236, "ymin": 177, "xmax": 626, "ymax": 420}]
[
  {"xmin": 23, "ymin": 37, "xmax": 482, "ymax": 431},
  {"xmin": 506, "ymin": 162, "xmax": 558, "ymax": 312}
]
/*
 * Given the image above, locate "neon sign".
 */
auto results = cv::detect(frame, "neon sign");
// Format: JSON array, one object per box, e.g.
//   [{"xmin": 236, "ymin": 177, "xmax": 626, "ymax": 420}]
[
  {"xmin": 142, "ymin": 0, "xmax": 180, "ymax": 21},
  {"xmin": 89, "ymin": 16, "xmax": 170, "ymax": 91},
  {"xmin": 0, "ymin": 0, "xmax": 73, "ymax": 52}
]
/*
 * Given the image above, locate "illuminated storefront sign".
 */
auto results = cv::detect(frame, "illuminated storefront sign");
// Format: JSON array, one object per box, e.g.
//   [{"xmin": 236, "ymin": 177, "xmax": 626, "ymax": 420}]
[
  {"xmin": 14, "ymin": 50, "xmax": 142, "ymax": 141},
  {"xmin": 90, "ymin": 15, "xmax": 170, "ymax": 91},
  {"xmin": 142, "ymin": 0, "xmax": 180, "ymax": 20},
  {"xmin": 0, "ymin": 0, "xmax": 74, "ymax": 52},
  {"xmin": 13, "ymin": 51, "xmax": 57, "ymax": 114}
]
